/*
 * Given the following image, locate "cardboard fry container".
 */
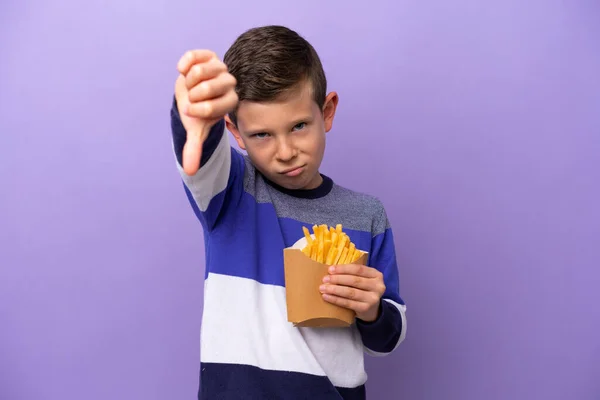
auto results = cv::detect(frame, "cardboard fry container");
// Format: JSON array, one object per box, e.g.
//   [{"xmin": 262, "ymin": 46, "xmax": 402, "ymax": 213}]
[{"xmin": 283, "ymin": 236, "xmax": 369, "ymax": 328}]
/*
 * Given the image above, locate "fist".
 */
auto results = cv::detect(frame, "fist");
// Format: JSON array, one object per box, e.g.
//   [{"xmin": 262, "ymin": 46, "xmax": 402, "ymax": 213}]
[{"xmin": 175, "ymin": 50, "xmax": 238, "ymax": 175}]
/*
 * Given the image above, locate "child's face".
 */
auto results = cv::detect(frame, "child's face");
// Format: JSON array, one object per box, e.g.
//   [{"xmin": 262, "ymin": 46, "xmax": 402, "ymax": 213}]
[{"xmin": 226, "ymin": 81, "xmax": 338, "ymax": 190}]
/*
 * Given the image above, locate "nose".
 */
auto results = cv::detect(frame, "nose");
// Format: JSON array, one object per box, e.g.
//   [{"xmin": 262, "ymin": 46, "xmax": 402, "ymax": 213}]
[{"xmin": 276, "ymin": 137, "xmax": 297, "ymax": 162}]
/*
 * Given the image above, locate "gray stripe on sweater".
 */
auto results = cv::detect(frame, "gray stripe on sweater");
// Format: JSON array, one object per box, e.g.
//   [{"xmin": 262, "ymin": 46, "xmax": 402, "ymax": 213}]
[{"xmin": 242, "ymin": 156, "xmax": 390, "ymax": 236}]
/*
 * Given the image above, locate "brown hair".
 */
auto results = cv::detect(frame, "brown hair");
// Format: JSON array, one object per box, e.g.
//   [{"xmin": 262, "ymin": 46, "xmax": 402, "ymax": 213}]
[{"xmin": 223, "ymin": 25, "xmax": 327, "ymax": 125}]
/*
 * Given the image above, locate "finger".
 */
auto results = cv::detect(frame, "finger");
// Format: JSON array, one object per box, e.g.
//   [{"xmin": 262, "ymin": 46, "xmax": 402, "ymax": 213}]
[
  {"xmin": 319, "ymin": 283, "xmax": 372, "ymax": 303},
  {"xmin": 329, "ymin": 264, "xmax": 381, "ymax": 279},
  {"xmin": 188, "ymin": 72, "xmax": 237, "ymax": 103},
  {"xmin": 182, "ymin": 130, "xmax": 203, "ymax": 176},
  {"xmin": 322, "ymin": 274, "xmax": 378, "ymax": 291},
  {"xmin": 185, "ymin": 90, "xmax": 238, "ymax": 120},
  {"xmin": 177, "ymin": 50, "xmax": 216, "ymax": 75},
  {"xmin": 185, "ymin": 58, "xmax": 227, "ymax": 90},
  {"xmin": 321, "ymin": 294, "xmax": 370, "ymax": 315}
]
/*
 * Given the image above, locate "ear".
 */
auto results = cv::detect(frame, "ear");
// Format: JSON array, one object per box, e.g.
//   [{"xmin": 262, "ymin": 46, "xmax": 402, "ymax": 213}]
[
  {"xmin": 322, "ymin": 91, "xmax": 339, "ymax": 132},
  {"xmin": 225, "ymin": 115, "xmax": 247, "ymax": 150}
]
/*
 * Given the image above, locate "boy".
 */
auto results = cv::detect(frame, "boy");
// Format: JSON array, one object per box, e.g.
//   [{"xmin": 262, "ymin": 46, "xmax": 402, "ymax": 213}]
[{"xmin": 170, "ymin": 25, "xmax": 406, "ymax": 399}]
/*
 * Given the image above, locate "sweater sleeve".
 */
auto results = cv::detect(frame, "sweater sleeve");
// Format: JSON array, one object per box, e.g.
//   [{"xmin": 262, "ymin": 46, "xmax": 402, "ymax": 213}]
[
  {"xmin": 170, "ymin": 95, "xmax": 245, "ymax": 232},
  {"xmin": 355, "ymin": 204, "xmax": 407, "ymax": 356}
]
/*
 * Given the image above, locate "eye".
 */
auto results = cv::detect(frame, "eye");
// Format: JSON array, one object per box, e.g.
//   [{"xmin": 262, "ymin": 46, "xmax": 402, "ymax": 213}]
[
  {"xmin": 292, "ymin": 122, "xmax": 306, "ymax": 131},
  {"xmin": 251, "ymin": 132, "xmax": 270, "ymax": 139}
]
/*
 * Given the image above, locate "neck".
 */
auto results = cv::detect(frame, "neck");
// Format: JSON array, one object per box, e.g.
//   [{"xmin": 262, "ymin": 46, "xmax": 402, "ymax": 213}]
[{"xmin": 304, "ymin": 172, "xmax": 324, "ymax": 190}]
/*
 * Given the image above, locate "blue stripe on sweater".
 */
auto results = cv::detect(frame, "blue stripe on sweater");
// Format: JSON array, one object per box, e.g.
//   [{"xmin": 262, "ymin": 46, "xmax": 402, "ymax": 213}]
[
  {"xmin": 198, "ymin": 362, "xmax": 365, "ymax": 400},
  {"xmin": 369, "ymin": 227, "xmax": 404, "ymax": 305},
  {"xmin": 203, "ymin": 191, "xmax": 376, "ymax": 287}
]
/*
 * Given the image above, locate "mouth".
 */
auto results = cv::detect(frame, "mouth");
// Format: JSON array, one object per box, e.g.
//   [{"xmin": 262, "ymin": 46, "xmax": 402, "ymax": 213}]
[{"xmin": 280, "ymin": 165, "xmax": 306, "ymax": 177}]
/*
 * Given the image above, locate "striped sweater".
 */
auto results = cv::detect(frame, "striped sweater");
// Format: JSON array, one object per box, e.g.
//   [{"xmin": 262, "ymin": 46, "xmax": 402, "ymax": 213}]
[{"xmin": 170, "ymin": 98, "xmax": 407, "ymax": 400}]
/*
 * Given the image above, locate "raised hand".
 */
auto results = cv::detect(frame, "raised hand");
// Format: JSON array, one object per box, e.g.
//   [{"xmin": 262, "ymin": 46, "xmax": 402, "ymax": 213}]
[{"xmin": 175, "ymin": 50, "xmax": 238, "ymax": 175}]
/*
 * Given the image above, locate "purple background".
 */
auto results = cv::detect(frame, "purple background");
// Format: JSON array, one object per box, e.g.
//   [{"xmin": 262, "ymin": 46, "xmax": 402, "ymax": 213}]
[{"xmin": 1, "ymin": 0, "xmax": 599, "ymax": 399}]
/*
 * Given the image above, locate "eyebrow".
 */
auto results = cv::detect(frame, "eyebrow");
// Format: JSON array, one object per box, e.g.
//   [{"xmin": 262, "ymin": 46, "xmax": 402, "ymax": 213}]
[{"xmin": 244, "ymin": 116, "xmax": 313, "ymax": 136}]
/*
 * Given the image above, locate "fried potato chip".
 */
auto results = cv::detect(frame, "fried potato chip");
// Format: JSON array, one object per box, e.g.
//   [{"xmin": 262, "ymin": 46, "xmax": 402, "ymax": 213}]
[
  {"xmin": 317, "ymin": 240, "xmax": 324, "ymax": 263},
  {"xmin": 344, "ymin": 243, "xmax": 356, "ymax": 264},
  {"xmin": 303, "ymin": 226, "xmax": 313, "ymax": 245},
  {"xmin": 302, "ymin": 242, "xmax": 312, "ymax": 257},
  {"xmin": 300, "ymin": 224, "xmax": 363, "ymax": 266}
]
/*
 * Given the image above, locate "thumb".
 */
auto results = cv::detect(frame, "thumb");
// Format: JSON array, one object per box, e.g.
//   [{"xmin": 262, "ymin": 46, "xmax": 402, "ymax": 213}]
[{"xmin": 182, "ymin": 129, "xmax": 203, "ymax": 176}]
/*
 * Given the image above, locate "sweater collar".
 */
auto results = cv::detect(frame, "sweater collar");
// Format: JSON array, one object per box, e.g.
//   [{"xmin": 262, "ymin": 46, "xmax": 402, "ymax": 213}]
[{"xmin": 264, "ymin": 174, "xmax": 333, "ymax": 199}]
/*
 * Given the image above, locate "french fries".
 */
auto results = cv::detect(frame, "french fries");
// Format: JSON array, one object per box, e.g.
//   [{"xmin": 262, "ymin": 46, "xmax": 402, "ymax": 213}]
[{"xmin": 301, "ymin": 224, "xmax": 363, "ymax": 265}]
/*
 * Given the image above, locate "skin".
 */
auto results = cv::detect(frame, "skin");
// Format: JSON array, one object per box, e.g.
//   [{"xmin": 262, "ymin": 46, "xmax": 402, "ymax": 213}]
[{"xmin": 175, "ymin": 49, "xmax": 385, "ymax": 322}]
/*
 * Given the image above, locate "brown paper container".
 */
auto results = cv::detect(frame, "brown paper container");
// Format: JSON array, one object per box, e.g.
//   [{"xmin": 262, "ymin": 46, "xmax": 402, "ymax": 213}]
[{"xmin": 283, "ymin": 236, "xmax": 369, "ymax": 328}]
